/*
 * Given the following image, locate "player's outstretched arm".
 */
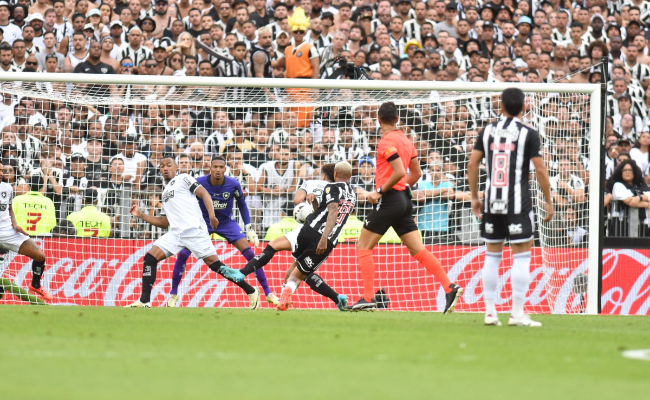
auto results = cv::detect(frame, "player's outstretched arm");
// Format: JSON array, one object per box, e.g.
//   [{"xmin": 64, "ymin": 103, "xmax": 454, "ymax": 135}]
[
  {"xmin": 532, "ymin": 156, "xmax": 554, "ymax": 222},
  {"xmin": 130, "ymin": 204, "xmax": 169, "ymax": 228},
  {"xmin": 467, "ymin": 149, "xmax": 485, "ymax": 220},
  {"xmin": 316, "ymin": 203, "xmax": 339, "ymax": 255},
  {"xmin": 194, "ymin": 186, "xmax": 219, "ymax": 231}
]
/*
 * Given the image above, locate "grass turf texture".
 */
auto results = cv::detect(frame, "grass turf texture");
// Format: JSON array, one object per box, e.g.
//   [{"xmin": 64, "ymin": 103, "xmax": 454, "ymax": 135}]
[{"xmin": 1, "ymin": 306, "xmax": 648, "ymax": 400}]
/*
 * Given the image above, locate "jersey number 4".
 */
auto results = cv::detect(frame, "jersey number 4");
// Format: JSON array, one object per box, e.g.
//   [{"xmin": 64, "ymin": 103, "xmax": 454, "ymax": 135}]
[{"xmin": 492, "ymin": 153, "xmax": 510, "ymax": 187}]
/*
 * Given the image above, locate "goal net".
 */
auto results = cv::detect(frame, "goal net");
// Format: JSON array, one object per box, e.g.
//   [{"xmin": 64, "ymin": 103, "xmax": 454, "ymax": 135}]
[{"xmin": 0, "ymin": 73, "xmax": 600, "ymax": 313}]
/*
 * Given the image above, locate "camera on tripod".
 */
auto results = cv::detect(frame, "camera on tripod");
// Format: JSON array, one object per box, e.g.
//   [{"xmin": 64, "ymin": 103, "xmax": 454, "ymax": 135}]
[{"xmin": 326, "ymin": 56, "xmax": 371, "ymax": 80}]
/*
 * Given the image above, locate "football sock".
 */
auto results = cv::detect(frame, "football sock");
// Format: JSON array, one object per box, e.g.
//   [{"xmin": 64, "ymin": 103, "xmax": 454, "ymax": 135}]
[
  {"xmin": 511, "ymin": 251, "xmax": 531, "ymax": 319},
  {"xmin": 31, "ymin": 259, "xmax": 45, "ymax": 289},
  {"xmin": 170, "ymin": 249, "xmax": 191, "ymax": 295},
  {"xmin": 240, "ymin": 245, "xmax": 276, "ymax": 276},
  {"xmin": 254, "ymin": 269, "xmax": 272, "ymax": 296},
  {"xmin": 305, "ymin": 273, "xmax": 339, "ymax": 303},
  {"xmin": 286, "ymin": 280, "xmax": 297, "ymax": 293},
  {"xmin": 358, "ymin": 249, "xmax": 375, "ymax": 302},
  {"xmin": 482, "ymin": 251, "xmax": 502, "ymax": 316},
  {"xmin": 414, "ymin": 249, "xmax": 453, "ymax": 293},
  {"xmin": 209, "ymin": 260, "xmax": 256, "ymax": 295},
  {"xmin": 240, "ymin": 246, "xmax": 272, "ymax": 296},
  {"xmin": 140, "ymin": 253, "xmax": 159, "ymax": 303}
]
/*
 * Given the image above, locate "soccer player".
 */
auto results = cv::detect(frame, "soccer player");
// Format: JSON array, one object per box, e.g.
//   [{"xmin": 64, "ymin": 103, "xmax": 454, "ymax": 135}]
[
  {"xmin": 125, "ymin": 154, "xmax": 251, "ymax": 308},
  {"xmin": 467, "ymin": 88, "xmax": 553, "ymax": 327},
  {"xmin": 230, "ymin": 164, "xmax": 347, "ymax": 310},
  {"xmin": 166, "ymin": 156, "xmax": 275, "ymax": 309},
  {"xmin": 225, "ymin": 162, "xmax": 356, "ymax": 311},
  {"xmin": 350, "ymin": 101, "xmax": 463, "ymax": 312},
  {"xmin": 0, "ymin": 166, "xmax": 52, "ymax": 301}
]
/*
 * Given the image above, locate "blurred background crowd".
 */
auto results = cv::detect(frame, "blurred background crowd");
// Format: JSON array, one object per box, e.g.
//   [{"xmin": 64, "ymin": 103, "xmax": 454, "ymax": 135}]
[{"xmin": 0, "ymin": 0, "xmax": 649, "ymax": 243}]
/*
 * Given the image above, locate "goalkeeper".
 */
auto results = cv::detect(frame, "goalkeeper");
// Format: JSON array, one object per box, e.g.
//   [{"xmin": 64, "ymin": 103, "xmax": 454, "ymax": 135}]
[{"xmin": 167, "ymin": 156, "xmax": 275, "ymax": 309}]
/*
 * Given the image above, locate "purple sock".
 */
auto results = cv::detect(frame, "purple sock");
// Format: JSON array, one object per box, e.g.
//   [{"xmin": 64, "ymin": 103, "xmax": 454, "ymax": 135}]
[
  {"xmin": 241, "ymin": 247, "xmax": 272, "ymax": 296},
  {"xmin": 171, "ymin": 248, "xmax": 191, "ymax": 295}
]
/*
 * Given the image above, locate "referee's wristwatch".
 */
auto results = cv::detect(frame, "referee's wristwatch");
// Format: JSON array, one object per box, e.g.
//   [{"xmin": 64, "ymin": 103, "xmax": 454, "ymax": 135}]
[{"xmin": 376, "ymin": 187, "xmax": 384, "ymax": 196}]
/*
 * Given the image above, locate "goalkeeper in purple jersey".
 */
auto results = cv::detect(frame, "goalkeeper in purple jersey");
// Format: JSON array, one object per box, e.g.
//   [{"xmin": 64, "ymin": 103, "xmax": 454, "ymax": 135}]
[{"xmin": 167, "ymin": 156, "xmax": 278, "ymax": 309}]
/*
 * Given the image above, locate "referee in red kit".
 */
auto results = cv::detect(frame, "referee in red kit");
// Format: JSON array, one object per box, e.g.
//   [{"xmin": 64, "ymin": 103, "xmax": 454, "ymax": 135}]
[{"xmin": 348, "ymin": 102, "xmax": 463, "ymax": 312}]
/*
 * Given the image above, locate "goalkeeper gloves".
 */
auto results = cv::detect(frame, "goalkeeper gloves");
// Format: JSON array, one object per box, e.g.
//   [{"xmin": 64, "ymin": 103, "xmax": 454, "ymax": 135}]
[{"xmin": 245, "ymin": 224, "xmax": 259, "ymax": 246}]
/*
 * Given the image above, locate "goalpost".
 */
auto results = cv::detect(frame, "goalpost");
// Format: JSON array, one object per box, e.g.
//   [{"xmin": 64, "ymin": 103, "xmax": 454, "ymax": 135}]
[{"xmin": 0, "ymin": 72, "xmax": 601, "ymax": 314}]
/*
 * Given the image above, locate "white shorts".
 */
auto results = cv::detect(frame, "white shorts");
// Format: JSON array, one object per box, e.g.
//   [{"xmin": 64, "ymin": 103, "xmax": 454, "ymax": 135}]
[
  {"xmin": 285, "ymin": 224, "xmax": 303, "ymax": 253},
  {"xmin": 154, "ymin": 227, "xmax": 217, "ymax": 260},
  {"xmin": 0, "ymin": 227, "xmax": 30, "ymax": 253}
]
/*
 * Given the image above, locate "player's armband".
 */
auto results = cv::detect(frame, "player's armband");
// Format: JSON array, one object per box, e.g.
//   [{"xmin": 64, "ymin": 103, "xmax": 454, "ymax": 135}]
[
  {"xmin": 189, "ymin": 183, "xmax": 200, "ymax": 193},
  {"xmin": 384, "ymin": 146, "xmax": 399, "ymax": 162}
]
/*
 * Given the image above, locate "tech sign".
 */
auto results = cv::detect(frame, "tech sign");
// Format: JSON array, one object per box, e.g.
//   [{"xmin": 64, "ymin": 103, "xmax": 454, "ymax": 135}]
[{"xmin": 0, "ymin": 239, "xmax": 648, "ymax": 315}]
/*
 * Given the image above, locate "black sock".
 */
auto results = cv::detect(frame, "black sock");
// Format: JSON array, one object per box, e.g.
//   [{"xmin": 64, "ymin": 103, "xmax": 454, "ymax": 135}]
[
  {"xmin": 140, "ymin": 253, "xmax": 158, "ymax": 303},
  {"xmin": 240, "ymin": 245, "xmax": 277, "ymax": 276},
  {"xmin": 305, "ymin": 273, "xmax": 339, "ymax": 304},
  {"xmin": 210, "ymin": 261, "xmax": 256, "ymax": 295},
  {"xmin": 31, "ymin": 259, "xmax": 45, "ymax": 289}
]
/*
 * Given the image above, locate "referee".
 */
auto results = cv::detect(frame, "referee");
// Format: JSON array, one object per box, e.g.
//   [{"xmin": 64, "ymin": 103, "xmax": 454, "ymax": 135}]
[{"xmin": 348, "ymin": 102, "xmax": 463, "ymax": 312}]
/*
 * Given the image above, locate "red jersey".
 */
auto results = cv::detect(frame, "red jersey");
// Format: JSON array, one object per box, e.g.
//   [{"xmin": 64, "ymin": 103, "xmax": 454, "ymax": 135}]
[{"xmin": 375, "ymin": 129, "xmax": 417, "ymax": 191}]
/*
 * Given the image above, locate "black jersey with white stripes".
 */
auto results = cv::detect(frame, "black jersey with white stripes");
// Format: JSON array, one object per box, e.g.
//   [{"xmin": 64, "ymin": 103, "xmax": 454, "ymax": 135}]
[
  {"xmin": 305, "ymin": 181, "xmax": 357, "ymax": 245},
  {"xmin": 474, "ymin": 116, "xmax": 542, "ymax": 215}
]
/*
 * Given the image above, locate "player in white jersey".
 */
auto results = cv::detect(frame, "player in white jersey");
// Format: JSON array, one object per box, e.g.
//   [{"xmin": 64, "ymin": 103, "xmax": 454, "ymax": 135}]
[
  {"xmin": 125, "ymin": 154, "xmax": 245, "ymax": 308},
  {"xmin": 0, "ymin": 166, "xmax": 53, "ymax": 301}
]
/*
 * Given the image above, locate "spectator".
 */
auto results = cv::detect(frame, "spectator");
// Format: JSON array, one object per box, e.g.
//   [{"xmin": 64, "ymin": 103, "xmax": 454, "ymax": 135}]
[
  {"xmin": 413, "ymin": 160, "xmax": 454, "ymax": 244},
  {"xmin": 350, "ymin": 156, "xmax": 375, "ymax": 221},
  {"xmin": 630, "ymin": 131, "xmax": 650, "ymax": 180},
  {"xmin": 66, "ymin": 189, "xmax": 111, "ymax": 237},
  {"xmin": 608, "ymin": 159, "xmax": 650, "ymax": 237}
]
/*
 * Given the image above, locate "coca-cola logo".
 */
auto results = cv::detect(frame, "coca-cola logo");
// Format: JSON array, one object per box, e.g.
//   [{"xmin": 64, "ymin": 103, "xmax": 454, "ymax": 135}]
[{"xmin": 601, "ymin": 249, "xmax": 650, "ymax": 315}]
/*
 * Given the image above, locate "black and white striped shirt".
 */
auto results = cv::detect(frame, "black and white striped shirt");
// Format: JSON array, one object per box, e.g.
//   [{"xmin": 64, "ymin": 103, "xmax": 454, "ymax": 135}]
[
  {"xmin": 223, "ymin": 58, "xmax": 250, "ymax": 101},
  {"xmin": 305, "ymin": 181, "xmax": 357, "ymax": 245},
  {"xmin": 403, "ymin": 19, "xmax": 436, "ymax": 42},
  {"xmin": 628, "ymin": 61, "xmax": 650, "ymax": 85},
  {"xmin": 119, "ymin": 44, "xmax": 153, "ymax": 66},
  {"xmin": 474, "ymin": 117, "xmax": 542, "ymax": 215}
]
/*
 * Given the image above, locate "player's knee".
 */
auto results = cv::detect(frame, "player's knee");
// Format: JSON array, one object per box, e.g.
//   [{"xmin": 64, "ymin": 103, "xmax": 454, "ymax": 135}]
[
  {"xmin": 33, "ymin": 253, "xmax": 46, "ymax": 263},
  {"xmin": 144, "ymin": 253, "xmax": 158, "ymax": 266},
  {"xmin": 177, "ymin": 248, "xmax": 191, "ymax": 262}
]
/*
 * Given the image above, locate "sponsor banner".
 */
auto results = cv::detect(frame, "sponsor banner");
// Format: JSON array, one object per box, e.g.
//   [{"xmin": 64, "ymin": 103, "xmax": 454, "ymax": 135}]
[
  {"xmin": 0, "ymin": 239, "xmax": 600, "ymax": 313},
  {"xmin": 601, "ymin": 249, "xmax": 650, "ymax": 315}
]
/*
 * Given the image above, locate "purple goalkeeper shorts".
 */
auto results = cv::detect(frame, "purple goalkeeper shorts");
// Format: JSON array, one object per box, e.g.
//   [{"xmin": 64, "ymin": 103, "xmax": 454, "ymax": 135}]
[{"xmin": 211, "ymin": 219, "xmax": 246, "ymax": 244}]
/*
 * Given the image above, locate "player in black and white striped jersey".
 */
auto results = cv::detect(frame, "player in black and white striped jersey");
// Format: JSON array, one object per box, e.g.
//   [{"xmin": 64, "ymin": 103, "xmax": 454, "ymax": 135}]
[{"xmin": 467, "ymin": 88, "xmax": 554, "ymax": 327}]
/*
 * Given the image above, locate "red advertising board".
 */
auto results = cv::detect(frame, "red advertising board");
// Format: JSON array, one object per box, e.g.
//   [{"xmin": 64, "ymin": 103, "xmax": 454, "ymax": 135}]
[{"xmin": 0, "ymin": 239, "xmax": 647, "ymax": 314}]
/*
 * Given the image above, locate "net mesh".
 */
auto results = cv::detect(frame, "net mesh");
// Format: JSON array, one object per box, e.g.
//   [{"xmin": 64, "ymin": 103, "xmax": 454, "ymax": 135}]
[{"xmin": 0, "ymin": 77, "xmax": 594, "ymax": 313}]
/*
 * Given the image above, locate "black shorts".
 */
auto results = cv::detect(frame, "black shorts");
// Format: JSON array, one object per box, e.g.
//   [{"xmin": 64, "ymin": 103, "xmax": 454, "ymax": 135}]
[
  {"xmin": 364, "ymin": 189, "xmax": 419, "ymax": 237},
  {"xmin": 480, "ymin": 210, "xmax": 535, "ymax": 244},
  {"xmin": 292, "ymin": 227, "xmax": 335, "ymax": 274}
]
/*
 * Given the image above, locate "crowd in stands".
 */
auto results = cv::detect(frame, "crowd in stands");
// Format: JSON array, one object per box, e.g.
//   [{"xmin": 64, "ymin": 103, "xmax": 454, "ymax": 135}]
[{"xmin": 1, "ymin": 0, "xmax": 650, "ymax": 242}]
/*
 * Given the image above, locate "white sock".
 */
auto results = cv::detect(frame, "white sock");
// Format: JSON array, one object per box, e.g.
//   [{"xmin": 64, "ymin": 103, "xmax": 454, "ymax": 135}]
[
  {"xmin": 511, "ymin": 251, "xmax": 531, "ymax": 319},
  {"xmin": 286, "ymin": 281, "xmax": 297, "ymax": 293},
  {"xmin": 482, "ymin": 251, "xmax": 502, "ymax": 316}
]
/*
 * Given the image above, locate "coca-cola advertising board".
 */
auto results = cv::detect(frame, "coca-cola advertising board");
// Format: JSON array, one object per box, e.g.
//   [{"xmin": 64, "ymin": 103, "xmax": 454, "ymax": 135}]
[{"xmin": 0, "ymin": 239, "xmax": 647, "ymax": 314}]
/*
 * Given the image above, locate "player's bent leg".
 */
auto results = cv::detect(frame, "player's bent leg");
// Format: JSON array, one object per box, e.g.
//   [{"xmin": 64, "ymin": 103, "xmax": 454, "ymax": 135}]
[
  {"xmin": 239, "ymin": 243, "xmax": 278, "ymax": 277},
  {"xmin": 170, "ymin": 248, "xmax": 191, "ymax": 297},
  {"xmin": 125, "ymin": 247, "xmax": 167, "ymax": 308},
  {"xmin": 305, "ymin": 273, "xmax": 347, "ymax": 311},
  {"xmin": 350, "ymin": 228, "xmax": 383, "ymax": 310},
  {"xmin": 233, "ymin": 238, "xmax": 274, "ymax": 299},
  {"xmin": 18, "ymin": 239, "xmax": 53, "ymax": 301},
  {"xmin": 203, "ymin": 254, "xmax": 260, "ymax": 309}
]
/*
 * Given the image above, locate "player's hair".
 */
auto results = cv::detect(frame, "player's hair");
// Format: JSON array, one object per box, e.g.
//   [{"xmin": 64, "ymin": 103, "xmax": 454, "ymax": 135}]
[
  {"xmin": 321, "ymin": 163, "xmax": 336, "ymax": 182},
  {"xmin": 161, "ymin": 152, "xmax": 175, "ymax": 161},
  {"xmin": 377, "ymin": 101, "xmax": 398, "ymax": 124},
  {"xmin": 501, "ymin": 88, "xmax": 525, "ymax": 116},
  {"xmin": 334, "ymin": 161, "xmax": 352, "ymax": 179},
  {"xmin": 211, "ymin": 155, "xmax": 226, "ymax": 163}
]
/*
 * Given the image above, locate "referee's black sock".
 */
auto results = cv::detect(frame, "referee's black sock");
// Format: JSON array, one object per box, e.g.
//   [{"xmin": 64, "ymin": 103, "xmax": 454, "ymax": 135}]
[
  {"xmin": 305, "ymin": 273, "xmax": 339, "ymax": 304},
  {"xmin": 240, "ymin": 245, "xmax": 276, "ymax": 276},
  {"xmin": 209, "ymin": 261, "xmax": 256, "ymax": 295},
  {"xmin": 140, "ymin": 254, "xmax": 159, "ymax": 303},
  {"xmin": 31, "ymin": 259, "xmax": 46, "ymax": 289}
]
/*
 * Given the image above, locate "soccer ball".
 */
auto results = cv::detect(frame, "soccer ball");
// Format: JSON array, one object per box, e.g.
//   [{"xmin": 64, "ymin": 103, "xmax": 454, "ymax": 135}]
[{"xmin": 294, "ymin": 203, "xmax": 313, "ymax": 224}]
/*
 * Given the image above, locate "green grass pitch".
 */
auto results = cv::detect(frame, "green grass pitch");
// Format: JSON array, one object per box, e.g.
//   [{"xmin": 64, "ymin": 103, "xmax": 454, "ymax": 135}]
[{"xmin": 1, "ymin": 306, "xmax": 649, "ymax": 400}]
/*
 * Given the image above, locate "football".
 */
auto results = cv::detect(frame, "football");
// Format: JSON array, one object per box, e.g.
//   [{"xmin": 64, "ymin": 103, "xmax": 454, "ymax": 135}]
[{"xmin": 293, "ymin": 203, "xmax": 313, "ymax": 224}]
